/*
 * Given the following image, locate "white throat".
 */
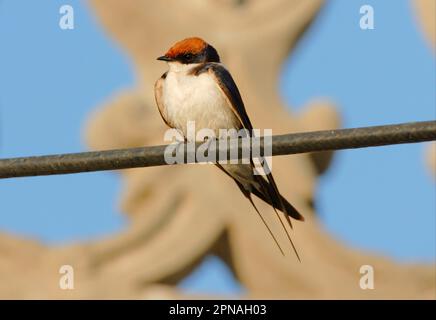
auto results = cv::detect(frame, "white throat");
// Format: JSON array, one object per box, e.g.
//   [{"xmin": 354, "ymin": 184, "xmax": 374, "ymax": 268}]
[{"xmin": 168, "ymin": 61, "xmax": 200, "ymax": 74}]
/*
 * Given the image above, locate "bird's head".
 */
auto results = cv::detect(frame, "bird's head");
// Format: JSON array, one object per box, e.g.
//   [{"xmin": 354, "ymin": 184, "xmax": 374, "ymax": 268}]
[{"xmin": 157, "ymin": 37, "xmax": 220, "ymax": 64}]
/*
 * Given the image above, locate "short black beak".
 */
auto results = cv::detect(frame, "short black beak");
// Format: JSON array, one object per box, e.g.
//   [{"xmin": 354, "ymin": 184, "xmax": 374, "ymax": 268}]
[{"xmin": 157, "ymin": 55, "xmax": 172, "ymax": 62}]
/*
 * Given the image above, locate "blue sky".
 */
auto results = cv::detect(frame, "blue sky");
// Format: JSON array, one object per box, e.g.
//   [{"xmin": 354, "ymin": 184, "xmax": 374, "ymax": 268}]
[
  {"xmin": 0, "ymin": 0, "xmax": 434, "ymax": 295},
  {"xmin": 0, "ymin": 0, "xmax": 131, "ymax": 243},
  {"xmin": 280, "ymin": 0, "xmax": 435, "ymax": 264}
]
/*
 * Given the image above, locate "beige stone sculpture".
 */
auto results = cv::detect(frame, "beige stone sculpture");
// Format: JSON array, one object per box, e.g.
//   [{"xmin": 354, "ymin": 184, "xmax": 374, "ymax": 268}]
[
  {"xmin": 413, "ymin": 0, "xmax": 436, "ymax": 178},
  {"xmin": 426, "ymin": 142, "xmax": 436, "ymax": 178},
  {"xmin": 413, "ymin": 0, "xmax": 436, "ymax": 50},
  {"xmin": 0, "ymin": 0, "xmax": 434, "ymax": 299}
]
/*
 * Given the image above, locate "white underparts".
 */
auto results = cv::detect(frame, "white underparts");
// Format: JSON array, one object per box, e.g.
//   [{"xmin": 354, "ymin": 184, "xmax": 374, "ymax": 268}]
[{"xmin": 162, "ymin": 62, "xmax": 240, "ymax": 139}]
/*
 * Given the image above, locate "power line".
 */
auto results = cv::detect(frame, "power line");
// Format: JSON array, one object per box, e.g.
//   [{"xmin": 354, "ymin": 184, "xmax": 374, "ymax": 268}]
[{"xmin": 0, "ymin": 121, "xmax": 435, "ymax": 179}]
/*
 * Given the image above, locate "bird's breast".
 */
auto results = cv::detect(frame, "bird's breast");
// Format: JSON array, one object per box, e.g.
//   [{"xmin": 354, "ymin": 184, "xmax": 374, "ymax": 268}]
[{"xmin": 162, "ymin": 70, "xmax": 240, "ymax": 139}]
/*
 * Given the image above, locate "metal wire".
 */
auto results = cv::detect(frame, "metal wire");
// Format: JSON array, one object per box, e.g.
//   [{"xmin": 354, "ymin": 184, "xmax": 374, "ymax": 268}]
[{"xmin": 0, "ymin": 121, "xmax": 435, "ymax": 179}]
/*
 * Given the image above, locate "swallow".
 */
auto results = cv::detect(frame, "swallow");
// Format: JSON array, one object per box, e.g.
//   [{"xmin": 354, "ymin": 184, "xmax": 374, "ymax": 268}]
[{"xmin": 155, "ymin": 37, "xmax": 304, "ymax": 259}]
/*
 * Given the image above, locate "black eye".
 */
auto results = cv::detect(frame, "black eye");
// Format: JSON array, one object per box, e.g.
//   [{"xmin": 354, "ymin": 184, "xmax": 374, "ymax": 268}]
[{"xmin": 184, "ymin": 53, "xmax": 193, "ymax": 60}]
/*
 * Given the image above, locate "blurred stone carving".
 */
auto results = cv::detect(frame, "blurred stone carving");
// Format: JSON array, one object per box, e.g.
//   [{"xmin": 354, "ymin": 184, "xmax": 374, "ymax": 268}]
[
  {"xmin": 413, "ymin": 0, "xmax": 436, "ymax": 49},
  {"xmin": 0, "ymin": 0, "xmax": 434, "ymax": 299},
  {"xmin": 413, "ymin": 0, "xmax": 436, "ymax": 178},
  {"xmin": 426, "ymin": 142, "xmax": 436, "ymax": 178}
]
